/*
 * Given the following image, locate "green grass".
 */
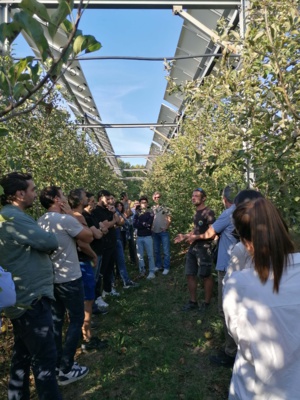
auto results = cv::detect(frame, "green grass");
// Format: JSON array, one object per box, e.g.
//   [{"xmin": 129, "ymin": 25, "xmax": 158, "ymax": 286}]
[{"xmin": 0, "ymin": 255, "xmax": 232, "ymax": 400}]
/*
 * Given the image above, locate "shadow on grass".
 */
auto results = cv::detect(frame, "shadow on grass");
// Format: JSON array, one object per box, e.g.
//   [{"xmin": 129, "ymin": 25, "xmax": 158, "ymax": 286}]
[{"xmin": 0, "ymin": 257, "xmax": 232, "ymax": 400}]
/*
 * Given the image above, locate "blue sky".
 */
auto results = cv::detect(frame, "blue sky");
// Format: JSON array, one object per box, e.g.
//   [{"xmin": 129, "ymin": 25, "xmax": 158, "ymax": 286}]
[{"xmin": 15, "ymin": 8, "xmax": 183, "ymax": 166}]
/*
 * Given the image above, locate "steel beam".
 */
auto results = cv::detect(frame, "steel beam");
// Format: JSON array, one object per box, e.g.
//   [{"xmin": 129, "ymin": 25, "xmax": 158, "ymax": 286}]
[
  {"xmin": 4, "ymin": 1, "xmax": 241, "ymax": 10},
  {"xmin": 79, "ymin": 123, "xmax": 177, "ymax": 128}
]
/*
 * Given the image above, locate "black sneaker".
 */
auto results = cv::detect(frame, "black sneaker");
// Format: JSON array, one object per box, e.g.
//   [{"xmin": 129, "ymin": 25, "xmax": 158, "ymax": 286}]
[
  {"xmin": 198, "ymin": 302, "xmax": 210, "ymax": 315},
  {"xmin": 81, "ymin": 337, "xmax": 108, "ymax": 352},
  {"xmin": 123, "ymin": 280, "xmax": 139, "ymax": 289},
  {"xmin": 58, "ymin": 364, "xmax": 89, "ymax": 386},
  {"xmin": 181, "ymin": 301, "xmax": 198, "ymax": 311},
  {"xmin": 210, "ymin": 351, "xmax": 235, "ymax": 368}
]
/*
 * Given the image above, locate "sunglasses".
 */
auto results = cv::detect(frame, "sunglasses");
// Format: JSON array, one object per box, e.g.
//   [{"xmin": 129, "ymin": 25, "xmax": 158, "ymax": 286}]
[{"xmin": 154, "ymin": 196, "xmax": 160, "ymax": 199}]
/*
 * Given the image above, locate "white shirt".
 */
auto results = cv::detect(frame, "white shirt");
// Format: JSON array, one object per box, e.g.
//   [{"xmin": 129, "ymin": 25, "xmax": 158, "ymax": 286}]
[
  {"xmin": 223, "ymin": 253, "xmax": 300, "ymax": 400},
  {"xmin": 223, "ymin": 242, "xmax": 253, "ymax": 285}
]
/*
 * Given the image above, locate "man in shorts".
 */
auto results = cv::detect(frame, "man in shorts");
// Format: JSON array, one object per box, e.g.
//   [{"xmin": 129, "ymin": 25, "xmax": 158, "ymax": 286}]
[{"xmin": 175, "ymin": 188, "xmax": 215, "ymax": 313}]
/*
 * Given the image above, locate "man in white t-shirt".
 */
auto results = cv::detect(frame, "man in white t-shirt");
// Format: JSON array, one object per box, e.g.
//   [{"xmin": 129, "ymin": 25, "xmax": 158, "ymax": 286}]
[{"xmin": 39, "ymin": 186, "xmax": 93, "ymax": 386}]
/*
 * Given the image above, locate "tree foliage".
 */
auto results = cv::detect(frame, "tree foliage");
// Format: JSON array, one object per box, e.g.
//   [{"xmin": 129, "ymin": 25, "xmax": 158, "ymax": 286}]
[
  {"xmin": 143, "ymin": 0, "xmax": 300, "ymax": 234},
  {"xmin": 0, "ymin": 0, "xmax": 101, "ymax": 127},
  {"xmin": 0, "ymin": 89, "xmax": 122, "ymax": 217}
]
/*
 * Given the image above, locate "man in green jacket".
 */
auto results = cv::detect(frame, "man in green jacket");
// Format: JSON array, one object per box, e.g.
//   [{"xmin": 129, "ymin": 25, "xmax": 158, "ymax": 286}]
[{"xmin": 0, "ymin": 172, "xmax": 61, "ymax": 400}]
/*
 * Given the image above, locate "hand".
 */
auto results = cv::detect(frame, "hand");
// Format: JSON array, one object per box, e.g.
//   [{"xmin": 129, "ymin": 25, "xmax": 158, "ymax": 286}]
[
  {"xmin": 185, "ymin": 234, "xmax": 198, "ymax": 245},
  {"xmin": 92, "ymin": 256, "xmax": 98, "ymax": 268},
  {"xmin": 100, "ymin": 221, "xmax": 109, "ymax": 234},
  {"xmin": 60, "ymin": 201, "xmax": 72, "ymax": 214},
  {"xmin": 174, "ymin": 234, "xmax": 185, "ymax": 244}
]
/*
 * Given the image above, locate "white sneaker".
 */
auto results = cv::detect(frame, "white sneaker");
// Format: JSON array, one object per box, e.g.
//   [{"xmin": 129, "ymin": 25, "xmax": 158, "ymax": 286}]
[
  {"xmin": 58, "ymin": 364, "xmax": 89, "ymax": 386},
  {"xmin": 162, "ymin": 269, "xmax": 169, "ymax": 275},
  {"xmin": 102, "ymin": 289, "xmax": 120, "ymax": 298},
  {"xmin": 146, "ymin": 272, "xmax": 156, "ymax": 280},
  {"xmin": 95, "ymin": 296, "xmax": 109, "ymax": 308},
  {"xmin": 154, "ymin": 267, "xmax": 159, "ymax": 272}
]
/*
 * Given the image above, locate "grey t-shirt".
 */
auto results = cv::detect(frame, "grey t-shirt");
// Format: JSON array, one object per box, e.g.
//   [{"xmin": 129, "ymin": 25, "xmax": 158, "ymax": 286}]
[
  {"xmin": 152, "ymin": 205, "xmax": 171, "ymax": 233},
  {"xmin": 38, "ymin": 212, "xmax": 83, "ymax": 283}
]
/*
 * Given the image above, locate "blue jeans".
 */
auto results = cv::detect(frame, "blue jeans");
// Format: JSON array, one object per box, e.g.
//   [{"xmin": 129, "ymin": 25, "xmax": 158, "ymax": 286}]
[
  {"xmin": 116, "ymin": 239, "xmax": 130, "ymax": 285},
  {"xmin": 52, "ymin": 278, "xmax": 84, "ymax": 373},
  {"xmin": 153, "ymin": 231, "xmax": 171, "ymax": 270},
  {"xmin": 136, "ymin": 235, "xmax": 155, "ymax": 273},
  {"xmin": 8, "ymin": 297, "xmax": 62, "ymax": 400}
]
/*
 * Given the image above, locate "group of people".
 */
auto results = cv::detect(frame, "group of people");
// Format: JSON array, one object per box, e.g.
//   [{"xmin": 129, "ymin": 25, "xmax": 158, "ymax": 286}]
[
  {"xmin": 175, "ymin": 185, "xmax": 300, "ymax": 399},
  {"xmin": 0, "ymin": 172, "xmax": 172, "ymax": 399},
  {"xmin": 1, "ymin": 171, "xmax": 300, "ymax": 399}
]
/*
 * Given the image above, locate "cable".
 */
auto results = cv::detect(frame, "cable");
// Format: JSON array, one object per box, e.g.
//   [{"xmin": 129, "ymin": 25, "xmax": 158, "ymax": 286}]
[{"xmin": 13, "ymin": 53, "xmax": 240, "ymax": 62}]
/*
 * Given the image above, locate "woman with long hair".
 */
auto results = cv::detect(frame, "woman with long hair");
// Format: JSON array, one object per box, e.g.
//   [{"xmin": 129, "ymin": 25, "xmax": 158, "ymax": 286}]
[{"xmin": 223, "ymin": 197, "xmax": 300, "ymax": 399}]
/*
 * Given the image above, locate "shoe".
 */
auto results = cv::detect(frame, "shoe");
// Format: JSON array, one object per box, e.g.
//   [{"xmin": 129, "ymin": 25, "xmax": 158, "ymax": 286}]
[
  {"xmin": 162, "ymin": 269, "xmax": 169, "ymax": 275},
  {"xmin": 146, "ymin": 272, "xmax": 156, "ymax": 280},
  {"xmin": 92, "ymin": 307, "xmax": 109, "ymax": 315},
  {"xmin": 81, "ymin": 337, "xmax": 108, "ymax": 352},
  {"xmin": 123, "ymin": 280, "xmax": 139, "ymax": 289},
  {"xmin": 58, "ymin": 364, "xmax": 89, "ymax": 386},
  {"xmin": 111, "ymin": 287, "xmax": 120, "ymax": 296},
  {"xmin": 95, "ymin": 296, "xmax": 109, "ymax": 308},
  {"xmin": 210, "ymin": 351, "xmax": 235, "ymax": 368},
  {"xmin": 181, "ymin": 301, "xmax": 198, "ymax": 311},
  {"xmin": 137, "ymin": 271, "xmax": 146, "ymax": 279},
  {"xmin": 198, "ymin": 302, "xmax": 210, "ymax": 315},
  {"xmin": 154, "ymin": 267, "xmax": 160, "ymax": 272},
  {"xmin": 102, "ymin": 289, "xmax": 120, "ymax": 298}
]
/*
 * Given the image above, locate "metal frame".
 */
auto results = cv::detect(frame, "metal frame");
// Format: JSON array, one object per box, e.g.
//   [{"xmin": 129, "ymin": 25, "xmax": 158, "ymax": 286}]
[
  {"xmin": 3, "ymin": 1, "xmax": 241, "ymax": 10},
  {"xmin": 0, "ymin": 0, "xmax": 245, "ymax": 178}
]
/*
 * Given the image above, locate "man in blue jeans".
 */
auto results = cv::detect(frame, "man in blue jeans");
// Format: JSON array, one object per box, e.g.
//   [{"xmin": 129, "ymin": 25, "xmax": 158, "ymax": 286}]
[
  {"xmin": 152, "ymin": 191, "xmax": 172, "ymax": 275},
  {"xmin": 0, "ymin": 172, "xmax": 61, "ymax": 400},
  {"xmin": 133, "ymin": 196, "xmax": 156, "ymax": 280},
  {"xmin": 39, "ymin": 186, "xmax": 93, "ymax": 386}
]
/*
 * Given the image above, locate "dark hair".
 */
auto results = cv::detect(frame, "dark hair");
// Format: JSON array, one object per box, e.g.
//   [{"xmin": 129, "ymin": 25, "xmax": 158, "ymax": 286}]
[
  {"xmin": 234, "ymin": 189, "xmax": 264, "ymax": 206},
  {"xmin": 0, "ymin": 172, "xmax": 32, "ymax": 205},
  {"xmin": 193, "ymin": 187, "xmax": 207, "ymax": 199},
  {"xmin": 86, "ymin": 192, "xmax": 94, "ymax": 199},
  {"xmin": 139, "ymin": 196, "xmax": 148, "ymax": 203},
  {"xmin": 68, "ymin": 188, "xmax": 85, "ymax": 209},
  {"xmin": 97, "ymin": 189, "xmax": 110, "ymax": 201},
  {"xmin": 223, "ymin": 184, "xmax": 239, "ymax": 203},
  {"xmin": 39, "ymin": 186, "xmax": 61, "ymax": 209},
  {"xmin": 120, "ymin": 191, "xmax": 127, "ymax": 200},
  {"xmin": 233, "ymin": 198, "xmax": 294, "ymax": 293},
  {"xmin": 115, "ymin": 201, "xmax": 124, "ymax": 213}
]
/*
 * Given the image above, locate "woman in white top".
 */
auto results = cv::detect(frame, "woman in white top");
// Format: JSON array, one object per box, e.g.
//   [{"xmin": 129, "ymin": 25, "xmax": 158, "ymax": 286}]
[{"xmin": 223, "ymin": 198, "xmax": 300, "ymax": 400}]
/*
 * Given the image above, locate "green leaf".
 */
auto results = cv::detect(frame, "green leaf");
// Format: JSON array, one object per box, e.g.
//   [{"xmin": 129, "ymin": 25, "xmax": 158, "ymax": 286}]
[
  {"xmin": 60, "ymin": 19, "xmax": 73, "ymax": 35},
  {"xmin": 0, "ymin": 21, "xmax": 22, "ymax": 44},
  {"xmin": 28, "ymin": 62, "xmax": 41, "ymax": 85},
  {"xmin": 73, "ymin": 35, "xmax": 86, "ymax": 55},
  {"xmin": 10, "ymin": 57, "xmax": 34, "ymax": 83},
  {"xmin": 13, "ymin": 82, "xmax": 27, "ymax": 100},
  {"xmin": 73, "ymin": 35, "xmax": 101, "ymax": 55},
  {"xmin": 84, "ymin": 36, "xmax": 102, "ymax": 54},
  {"xmin": 0, "ymin": 126, "xmax": 9, "ymax": 136},
  {"xmin": 49, "ymin": 0, "xmax": 74, "ymax": 38},
  {"xmin": 20, "ymin": 0, "xmax": 51, "ymax": 22},
  {"xmin": 0, "ymin": 70, "xmax": 9, "ymax": 95},
  {"xmin": 13, "ymin": 11, "xmax": 50, "ymax": 61}
]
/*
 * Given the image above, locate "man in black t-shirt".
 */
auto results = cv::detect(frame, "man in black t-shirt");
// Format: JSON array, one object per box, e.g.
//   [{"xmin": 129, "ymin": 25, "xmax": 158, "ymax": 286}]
[
  {"xmin": 91, "ymin": 190, "xmax": 119, "ymax": 298},
  {"xmin": 175, "ymin": 188, "xmax": 215, "ymax": 313}
]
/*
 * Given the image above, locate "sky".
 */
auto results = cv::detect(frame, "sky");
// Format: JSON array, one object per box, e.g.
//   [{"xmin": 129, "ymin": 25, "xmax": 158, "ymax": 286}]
[{"xmin": 15, "ymin": 8, "xmax": 183, "ymax": 167}]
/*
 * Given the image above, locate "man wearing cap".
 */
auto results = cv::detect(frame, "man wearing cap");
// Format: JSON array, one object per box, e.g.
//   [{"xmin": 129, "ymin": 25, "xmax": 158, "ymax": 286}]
[
  {"xmin": 152, "ymin": 191, "xmax": 172, "ymax": 275},
  {"xmin": 175, "ymin": 188, "xmax": 216, "ymax": 313}
]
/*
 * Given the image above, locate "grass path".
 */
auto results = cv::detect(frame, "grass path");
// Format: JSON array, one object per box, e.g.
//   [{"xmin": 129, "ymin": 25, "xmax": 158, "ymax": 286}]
[{"xmin": 0, "ymin": 257, "xmax": 232, "ymax": 399}]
